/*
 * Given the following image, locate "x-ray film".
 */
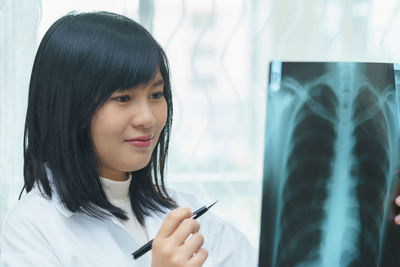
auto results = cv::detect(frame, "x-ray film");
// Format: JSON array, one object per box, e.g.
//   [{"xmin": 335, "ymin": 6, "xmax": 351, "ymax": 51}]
[{"xmin": 259, "ymin": 62, "xmax": 400, "ymax": 267}]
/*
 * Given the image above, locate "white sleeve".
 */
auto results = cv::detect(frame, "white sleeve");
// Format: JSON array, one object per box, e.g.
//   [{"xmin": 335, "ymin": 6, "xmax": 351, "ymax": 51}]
[
  {"xmin": 0, "ymin": 204, "xmax": 62, "ymax": 267},
  {"xmin": 170, "ymin": 189, "xmax": 258, "ymax": 267}
]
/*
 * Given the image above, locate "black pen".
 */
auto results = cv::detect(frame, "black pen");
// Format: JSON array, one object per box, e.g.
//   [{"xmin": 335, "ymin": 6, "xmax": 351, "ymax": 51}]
[{"xmin": 132, "ymin": 200, "xmax": 218, "ymax": 260}]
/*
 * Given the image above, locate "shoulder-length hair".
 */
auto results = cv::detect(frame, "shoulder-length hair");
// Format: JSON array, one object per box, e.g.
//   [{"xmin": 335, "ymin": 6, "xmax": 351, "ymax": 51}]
[{"xmin": 23, "ymin": 11, "xmax": 176, "ymax": 224}]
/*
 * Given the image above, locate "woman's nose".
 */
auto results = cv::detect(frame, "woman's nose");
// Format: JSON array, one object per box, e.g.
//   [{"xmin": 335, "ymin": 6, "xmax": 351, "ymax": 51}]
[{"xmin": 130, "ymin": 100, "xmax": 156, "ymax": 129}]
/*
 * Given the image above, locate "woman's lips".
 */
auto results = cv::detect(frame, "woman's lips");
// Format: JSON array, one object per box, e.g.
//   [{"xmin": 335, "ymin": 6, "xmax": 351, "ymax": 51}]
[
  {"xmin": 127, "ymin": 140, "xmax": 151, "ymax": 148},
  {"xmin": 126, "ymin": 137, "xmax": 152, "ymax": 148}
]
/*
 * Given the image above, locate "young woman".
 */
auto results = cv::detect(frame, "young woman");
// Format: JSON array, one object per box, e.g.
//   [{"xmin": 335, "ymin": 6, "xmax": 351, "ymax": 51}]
[{"xmin": 0, "ymin": 11, "xmax": 257, "ymax": 267}]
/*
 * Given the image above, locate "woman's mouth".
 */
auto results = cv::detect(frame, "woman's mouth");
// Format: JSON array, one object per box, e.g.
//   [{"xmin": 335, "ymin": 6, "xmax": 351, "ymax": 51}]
[{"xmin": 126, "ymin": 135, "xmax": 153, "ymax": 148}]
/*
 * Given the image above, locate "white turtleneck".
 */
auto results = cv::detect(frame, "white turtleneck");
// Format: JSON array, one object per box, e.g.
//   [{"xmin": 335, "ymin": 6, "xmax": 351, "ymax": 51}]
[{"xmin": 100, "ymin": 175, "xmax": 149, "ymax": 246}]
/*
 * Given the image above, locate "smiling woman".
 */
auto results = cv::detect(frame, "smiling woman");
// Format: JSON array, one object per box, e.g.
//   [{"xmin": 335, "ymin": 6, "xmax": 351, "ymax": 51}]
[
  {"xmin": 21, "ymin": 11, "xmax": 175, "ymax": 225},
  {"xmin": 91, "ymin": 71, "xmax": 167, "ymax": 182},
  {"xmin": 0, "ymin": 11, "xmax": 256, "ymax": 267}
]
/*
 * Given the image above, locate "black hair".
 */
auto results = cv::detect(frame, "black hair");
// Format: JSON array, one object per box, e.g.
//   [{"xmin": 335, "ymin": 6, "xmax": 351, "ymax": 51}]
[{"xmin": 22, "ymin": 11, "xmax": 176, "ymax": 224}]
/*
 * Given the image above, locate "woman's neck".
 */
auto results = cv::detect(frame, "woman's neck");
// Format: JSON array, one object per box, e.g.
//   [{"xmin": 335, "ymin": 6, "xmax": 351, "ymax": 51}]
[{"xmin": 99, "ymin": 168, "xmax": 129, "ymax": 181}]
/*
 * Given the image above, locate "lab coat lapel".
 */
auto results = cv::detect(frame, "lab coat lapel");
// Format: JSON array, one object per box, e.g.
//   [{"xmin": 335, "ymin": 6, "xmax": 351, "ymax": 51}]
[
  {"xmin": 106, "ymin": 216, "xmax": 152, "ymax": 266},
  {"xmin": 144, "ymin": 210, "xmax": 166, "ymax": 241}
]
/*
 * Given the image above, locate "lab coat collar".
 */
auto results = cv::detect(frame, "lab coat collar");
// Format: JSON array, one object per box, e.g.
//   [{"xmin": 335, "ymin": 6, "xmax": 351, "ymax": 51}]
[
  {"xmin": 41, "ymin": 166, "xmax": 106, "ymax": 219},
  {"xmin": 31, "ymin": 166, "xmax": 75, "ymax": 218},
  {"xmin": 31, "ymin": 183, "xmax": 75, "ymax": 218},
  {"xmin": 42, "ymin": 165, "xmax": 169, "ymax": 239},
  {"xmin": 51, "ymin": 193, "xmax": 75, "ymax": 218},
  {"xmin": 143, "ymin": 209, "xmax": 166, "ymax": 241},
  {"xmin": 42, "ymin": 176, "xmax": 135, "ymax": 237}
]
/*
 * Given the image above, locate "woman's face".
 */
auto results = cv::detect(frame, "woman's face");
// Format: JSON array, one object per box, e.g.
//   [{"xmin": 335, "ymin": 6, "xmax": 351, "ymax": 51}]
[{"xmin": 90, "ymin": 70, "xmax": 167, "ymax": 181}]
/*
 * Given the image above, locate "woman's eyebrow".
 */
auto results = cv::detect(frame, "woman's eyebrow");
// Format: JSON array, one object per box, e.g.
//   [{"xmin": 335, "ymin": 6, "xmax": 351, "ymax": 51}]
[
  {"xmin": 151, "ymin": 78, "xmax": 164, "ymax": 88},
  {"xmin": 113, "ymin": 78, "xmax": 164, "ymax": 93}
]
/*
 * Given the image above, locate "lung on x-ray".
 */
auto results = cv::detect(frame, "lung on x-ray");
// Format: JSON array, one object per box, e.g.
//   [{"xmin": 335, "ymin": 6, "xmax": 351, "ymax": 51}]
[{"xmin": 259, "ymin": 62, "xmax": 400, "ymax": 267}]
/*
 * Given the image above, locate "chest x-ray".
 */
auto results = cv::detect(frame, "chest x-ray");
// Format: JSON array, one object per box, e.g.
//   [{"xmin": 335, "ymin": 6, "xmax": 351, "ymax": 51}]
[{"xmin": 259, "ymin": 62, "xmax": 400, "ymax": 267}]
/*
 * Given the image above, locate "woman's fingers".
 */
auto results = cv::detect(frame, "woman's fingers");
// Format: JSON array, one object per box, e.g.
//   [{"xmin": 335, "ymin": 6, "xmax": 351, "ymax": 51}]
[
  {"xmin": 180, "ymin": 232, "xmax": 205, "ymax": 259},
  {"xmin": 169, "ymin": 218, "xmax": 200, "ymax": 246},
  {"xmin": 152, "ymin": 207, "xmax": 207, "ymax": 267},
  {"xmin": 156, "ymin": 207, "xmax": 192, "ymax": 238},
  {"xmin": 187, "ymin": 248, "xmax": 208, "ymax": 267},
  {"xmin": 394, "ymin": 196, "xmax": 400, "ymax": 225},
  {"xmin": 396, "ymin": 196, "xmax": 400, "ymax": 207},
  {"xmin": 395, "ymin": 216, "xmax": 400, "ymax": 225}
]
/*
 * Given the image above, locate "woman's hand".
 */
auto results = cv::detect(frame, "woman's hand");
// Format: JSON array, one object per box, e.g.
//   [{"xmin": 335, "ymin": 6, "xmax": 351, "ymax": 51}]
[{"xmin": 151, "ymin": 207, "xmax": 208, "ymax": 267}]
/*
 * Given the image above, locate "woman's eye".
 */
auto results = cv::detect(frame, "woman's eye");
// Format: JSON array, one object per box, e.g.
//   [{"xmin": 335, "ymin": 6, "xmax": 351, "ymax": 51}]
[
  {"xmin": 150, "ymin": 92, "xmax": 165, "ymax": 99},
  {"xmin": 113, "ymin": 95, "xmax": 131, "ymax": 102}
]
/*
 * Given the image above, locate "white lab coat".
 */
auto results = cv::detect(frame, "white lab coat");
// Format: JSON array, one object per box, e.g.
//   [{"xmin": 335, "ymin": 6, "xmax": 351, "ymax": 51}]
[{"xmin": 0, "ymin": 184, "xmax": 257, "ymax": 267}]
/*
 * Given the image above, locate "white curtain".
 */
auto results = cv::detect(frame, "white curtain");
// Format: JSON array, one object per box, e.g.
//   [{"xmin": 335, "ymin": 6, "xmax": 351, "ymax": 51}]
[
  {"xmin": 2, "ymin": 0, "xmax": 400, "ymax": 248},
  {"xmin": 0, "ymin": 0, "xmax": 41, "ymax": 223}
]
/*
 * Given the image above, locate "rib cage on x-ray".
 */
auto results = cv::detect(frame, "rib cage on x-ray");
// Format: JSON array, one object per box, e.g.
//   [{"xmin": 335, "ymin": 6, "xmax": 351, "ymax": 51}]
[{"xmin": 261, "ymin": 63, "xmax": 400, "ymax": 267}]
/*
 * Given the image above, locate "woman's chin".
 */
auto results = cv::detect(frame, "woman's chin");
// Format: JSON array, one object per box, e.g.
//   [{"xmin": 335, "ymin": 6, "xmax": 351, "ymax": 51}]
[{"xmin": 126, "ymin": 160, "xmax": 151, "ymax": 172}]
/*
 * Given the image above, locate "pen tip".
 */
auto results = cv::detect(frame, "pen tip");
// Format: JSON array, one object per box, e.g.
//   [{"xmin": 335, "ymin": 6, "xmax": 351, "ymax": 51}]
[{"xmin": 207, "ymin": 200, "xmax": 218, "ymax": 209}]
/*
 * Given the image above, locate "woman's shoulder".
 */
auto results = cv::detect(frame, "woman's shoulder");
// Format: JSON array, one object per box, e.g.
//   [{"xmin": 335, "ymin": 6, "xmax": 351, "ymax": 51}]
[
  {"xmin": 1, "ymin": 188, "xmax": 58, "ymax": 233},
  {"xmin": 166, "ymin": 187, "xmax": 200, "ymax": 208},
  {"xmin": 165, "ymin": 187, "xmax": 226, "ymax": 227}
]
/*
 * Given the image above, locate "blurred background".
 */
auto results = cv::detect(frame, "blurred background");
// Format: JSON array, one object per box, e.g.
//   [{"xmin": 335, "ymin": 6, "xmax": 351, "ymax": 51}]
[{"xmin": 1, "ymin": 0, "xmax": 400, "ymax": 248}]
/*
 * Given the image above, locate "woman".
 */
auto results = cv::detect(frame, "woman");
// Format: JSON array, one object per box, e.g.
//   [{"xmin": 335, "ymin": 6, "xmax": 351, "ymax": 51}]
[{"xmin": 0, "ymin": 11, "xmax": 257, "ymax": 266}]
